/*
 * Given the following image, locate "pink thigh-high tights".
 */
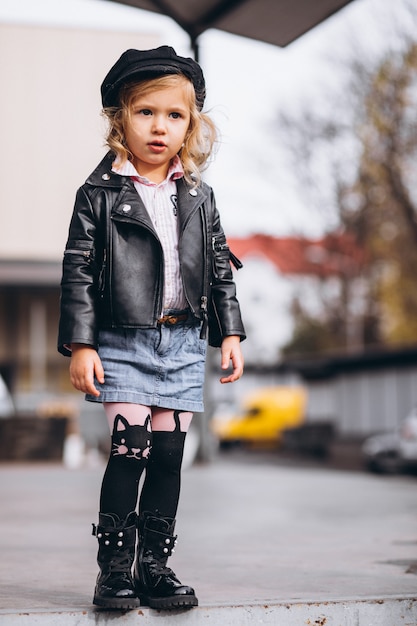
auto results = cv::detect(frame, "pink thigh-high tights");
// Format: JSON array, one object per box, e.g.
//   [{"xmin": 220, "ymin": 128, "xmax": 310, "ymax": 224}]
[{"xmin": 99, "ymin": 403, "xmax": 193, "ymax": 519}]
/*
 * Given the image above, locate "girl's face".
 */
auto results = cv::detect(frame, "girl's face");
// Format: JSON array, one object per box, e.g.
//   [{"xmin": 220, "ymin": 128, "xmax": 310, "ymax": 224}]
[{"xmin": 124, "ymin": 83, "xmax": 191, "ymax": 183}]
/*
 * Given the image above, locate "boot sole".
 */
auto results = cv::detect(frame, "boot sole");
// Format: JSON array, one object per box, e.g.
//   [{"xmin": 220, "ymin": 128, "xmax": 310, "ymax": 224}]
[
  {"xmin": 93, "ymin": 595, "xmax": 141, "ymax": 610},
  {"xmin": 142, "ymin": 594, "xmax": 198, "ymax": 610}
]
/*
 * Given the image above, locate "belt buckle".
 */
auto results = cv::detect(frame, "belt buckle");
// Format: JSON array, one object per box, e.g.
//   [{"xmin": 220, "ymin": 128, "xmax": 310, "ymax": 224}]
[
  {"xmin": 158, "ymin": 312, "xmax": 188, "ymax": 326},
  {"xmin": 158, "ymin": 314, "xmax": 179, "ymax": 325}
]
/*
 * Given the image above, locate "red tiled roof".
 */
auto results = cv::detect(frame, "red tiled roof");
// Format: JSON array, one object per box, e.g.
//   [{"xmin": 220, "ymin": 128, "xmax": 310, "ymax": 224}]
[{"xmin": 228, "ymin": 233, "xmax": 365, "ymax": 277}]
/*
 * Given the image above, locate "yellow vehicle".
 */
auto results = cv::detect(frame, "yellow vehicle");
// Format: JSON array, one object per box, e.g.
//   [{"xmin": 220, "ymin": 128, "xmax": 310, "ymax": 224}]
[{"xmin": 211, "ymin": 386, "xmax": 307, "ymax": 447}]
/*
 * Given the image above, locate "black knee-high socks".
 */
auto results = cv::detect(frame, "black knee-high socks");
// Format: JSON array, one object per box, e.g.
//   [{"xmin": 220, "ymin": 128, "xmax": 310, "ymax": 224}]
[{"xmin": 100, "ymin": 410, "xmax": 187, "ymax": 520}]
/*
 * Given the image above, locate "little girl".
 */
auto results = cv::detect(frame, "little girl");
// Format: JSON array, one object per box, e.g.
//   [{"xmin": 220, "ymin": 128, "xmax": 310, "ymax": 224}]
[{"xmin": 58, "ymin": 46, "xmax": 245, "ymax": 611}]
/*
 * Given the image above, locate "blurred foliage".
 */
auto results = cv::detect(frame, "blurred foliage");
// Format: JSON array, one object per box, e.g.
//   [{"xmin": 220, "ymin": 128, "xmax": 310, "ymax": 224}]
[
  {"xmin": 280, "ymin": 2, "xmax": 417, "ymax": 356},
  {"xmin": 282, "ymin": 303, "xmax": 345, "ymax": 357},
  {"xmin": 348, "ymin": 42, "xmax": 417, "ymax": 344},
  {"xmin": 282, "ymin": 294, "xmax": 381, "ymax": 357}
]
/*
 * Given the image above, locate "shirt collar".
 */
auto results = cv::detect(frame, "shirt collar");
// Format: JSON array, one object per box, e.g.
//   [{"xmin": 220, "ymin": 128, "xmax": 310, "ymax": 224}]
[{"xmin": 112, "ymin": 155, "xmax": 184, "ymax": 186}]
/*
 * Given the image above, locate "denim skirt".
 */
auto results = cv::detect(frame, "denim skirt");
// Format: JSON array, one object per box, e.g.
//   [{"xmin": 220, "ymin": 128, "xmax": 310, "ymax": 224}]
[{"xmin": 86, "ymin": 312, "xmax": 207, "ymax": 412}]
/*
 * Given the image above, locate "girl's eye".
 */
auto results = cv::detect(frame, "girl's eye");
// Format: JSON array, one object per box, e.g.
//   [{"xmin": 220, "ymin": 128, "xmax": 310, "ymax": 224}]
[
  {"xmin": 169, "ymin": 112, "xmax": 182, "ymax": 119},
  {"xmin": 137, "ymin": 109, "xmax": 152, "ymax": 116}
]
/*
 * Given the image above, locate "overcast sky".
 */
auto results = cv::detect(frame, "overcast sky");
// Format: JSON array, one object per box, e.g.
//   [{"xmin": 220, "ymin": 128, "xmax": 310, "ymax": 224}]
[{"xmin": 0, "ymin": 0, "xmax": 408, "ymax": 238}]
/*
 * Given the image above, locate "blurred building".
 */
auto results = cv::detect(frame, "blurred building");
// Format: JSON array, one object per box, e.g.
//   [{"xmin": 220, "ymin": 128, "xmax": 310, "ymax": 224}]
[{"xmin": 230, "ymin": 233, "xmax": 365, "ymax": 366}]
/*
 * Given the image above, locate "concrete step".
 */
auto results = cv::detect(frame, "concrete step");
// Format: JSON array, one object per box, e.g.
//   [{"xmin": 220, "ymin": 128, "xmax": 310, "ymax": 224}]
[{"xmin": 1, "ymin": 597, "xmax": 417, "ymax": 626}]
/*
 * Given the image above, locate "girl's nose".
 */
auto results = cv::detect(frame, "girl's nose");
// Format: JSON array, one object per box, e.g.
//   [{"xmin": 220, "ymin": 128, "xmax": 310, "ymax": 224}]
[{"xmin": 152, "ymin": 116, "xmax": 166, "ymax": 133}]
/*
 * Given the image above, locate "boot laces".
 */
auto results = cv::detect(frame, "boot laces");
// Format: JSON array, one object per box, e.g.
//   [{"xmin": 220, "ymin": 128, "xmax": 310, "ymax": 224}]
[
  {"xmin": 144, "ymin": 550, "xmax": 175, "ymax": 577},
  {"xmin": 107, "ymin": 547, "xmax": 132, "ymax": 573}
]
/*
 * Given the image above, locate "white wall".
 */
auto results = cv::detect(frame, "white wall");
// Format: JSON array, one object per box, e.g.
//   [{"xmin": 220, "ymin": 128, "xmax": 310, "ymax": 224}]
[{"xmin": 0, "ymin": 23, "xmax": 159, "ymax": 260}]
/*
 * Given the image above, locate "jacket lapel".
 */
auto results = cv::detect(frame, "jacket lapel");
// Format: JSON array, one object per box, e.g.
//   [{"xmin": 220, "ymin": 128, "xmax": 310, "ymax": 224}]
[
  {"xmin": 111, "ymin": 185, "xmax": 156, "ymax": 232},
  {"xmin": 86, "ymin": 152, "xmax": 156, "ymax": 232},
  {"xmin": 176, "ymin": 178, "xmax": 209, "ymax": 233}
]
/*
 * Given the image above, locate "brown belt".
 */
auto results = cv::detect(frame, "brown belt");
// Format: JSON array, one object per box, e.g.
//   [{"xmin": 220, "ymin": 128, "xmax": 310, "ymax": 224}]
[{"xmin": 157, "ymin": 313, "xmax": 188, "ymax": 326}]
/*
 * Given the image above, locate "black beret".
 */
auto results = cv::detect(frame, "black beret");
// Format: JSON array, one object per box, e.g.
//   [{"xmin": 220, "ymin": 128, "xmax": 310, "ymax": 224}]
[{"xmin": 101, "ymin": 46, "xmax": 206, "ymax": 110}]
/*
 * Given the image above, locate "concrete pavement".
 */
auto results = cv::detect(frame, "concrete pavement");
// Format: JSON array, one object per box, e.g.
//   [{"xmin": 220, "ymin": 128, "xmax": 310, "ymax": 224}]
[{"xmin": 0, "ymin": 452, "xmax": 416, "ymax": 624}]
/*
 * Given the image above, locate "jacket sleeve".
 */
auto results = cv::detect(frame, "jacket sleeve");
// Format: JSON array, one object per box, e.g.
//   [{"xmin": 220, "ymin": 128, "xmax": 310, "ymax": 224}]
[
  {"xmin": 57, "ymin": 187, "xmax": 103, "ymax": 356},
  {"xmin": 208, "ymin": 192, "xmax": 246, "ymax": 347}
]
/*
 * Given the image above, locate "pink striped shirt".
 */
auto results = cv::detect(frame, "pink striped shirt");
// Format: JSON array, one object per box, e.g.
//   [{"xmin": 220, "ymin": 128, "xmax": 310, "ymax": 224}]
[{"xmin": 112, "ymin": 157, "xmax": 187, "ymax": 314}]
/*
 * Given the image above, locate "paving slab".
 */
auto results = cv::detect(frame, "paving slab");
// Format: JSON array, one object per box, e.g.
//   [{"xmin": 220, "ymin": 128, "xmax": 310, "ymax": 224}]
[{"xmin": 0, "ymin": 454, "xmax": 416, "ymax": 624}]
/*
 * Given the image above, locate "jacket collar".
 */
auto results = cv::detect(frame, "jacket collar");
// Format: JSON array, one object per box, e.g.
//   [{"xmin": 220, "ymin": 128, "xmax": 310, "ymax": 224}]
[
  {"xmin": 85, "ymin": 151, "xmax": 210, "ymax": 227},
  {"xmin": 85, "ymin": 152, "xmax": 124, "ymax": 188}
]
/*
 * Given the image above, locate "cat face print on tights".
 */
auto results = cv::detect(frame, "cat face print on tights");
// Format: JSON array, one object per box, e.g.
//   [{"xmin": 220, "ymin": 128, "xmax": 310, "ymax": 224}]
[{"xmin": 111, "ymin": 414, "xmax": 152, "ymax": 460}]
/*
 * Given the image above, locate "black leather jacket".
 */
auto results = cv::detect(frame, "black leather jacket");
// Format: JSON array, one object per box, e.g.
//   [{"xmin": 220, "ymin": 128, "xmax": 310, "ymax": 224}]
[{"xmin": 58, "ymin": 152, "xmax": 245, "ymax": 356}]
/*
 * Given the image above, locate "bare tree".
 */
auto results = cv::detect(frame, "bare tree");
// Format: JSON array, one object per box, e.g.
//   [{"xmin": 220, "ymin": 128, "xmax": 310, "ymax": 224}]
[{"xmin": 279, "ymin": 1, "xmax": 417, "ymax": 354}]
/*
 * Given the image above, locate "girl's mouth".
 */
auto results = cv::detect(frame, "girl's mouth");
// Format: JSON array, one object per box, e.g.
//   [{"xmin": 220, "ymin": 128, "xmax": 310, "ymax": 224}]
[{"xmin": 148, "ymin": 141, "xmax": 167, "ymax": 153}]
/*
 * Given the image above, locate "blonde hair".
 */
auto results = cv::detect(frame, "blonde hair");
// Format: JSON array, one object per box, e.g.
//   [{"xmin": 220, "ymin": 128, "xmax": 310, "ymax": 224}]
[{"xmin": 102, "ymin": 74, "xmax": 217, "ymax": 187}]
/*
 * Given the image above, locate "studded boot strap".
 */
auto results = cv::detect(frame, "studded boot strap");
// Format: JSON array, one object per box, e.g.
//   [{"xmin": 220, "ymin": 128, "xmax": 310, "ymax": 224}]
[
  {"xmin": 143, "ymin": 525, "xmax": 177, "ymax": 558},
  {"xmin": 93, "ymin": 513, "xmax": 137, "ymax": 572}
]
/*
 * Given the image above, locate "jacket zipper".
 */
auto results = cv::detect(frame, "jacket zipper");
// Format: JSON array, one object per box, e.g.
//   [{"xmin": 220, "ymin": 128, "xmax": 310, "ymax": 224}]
[
  {"xmin": 212, "ymin": 237, "xmax": 243, "ymax": 271},
  {"xmin": 64, "ymin": 249, "xmax": 91, "ymax": 258},
  {"xmin": 199, "ymin": 206, "xmax": 210, "ymax": 340},
  {"xmin": 98, "ymin": 249, "xmax": 107, "ymax": 297}
]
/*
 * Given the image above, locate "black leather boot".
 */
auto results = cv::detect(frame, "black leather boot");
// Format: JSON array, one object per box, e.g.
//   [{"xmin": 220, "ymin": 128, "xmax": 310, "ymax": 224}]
[
  {"xmin": 92, "ymin": 511, "xmax": 140, "ymax": 609},
  {"xmin": 134, "ymin": 511, "xmax": 198, "ymax": 609}
]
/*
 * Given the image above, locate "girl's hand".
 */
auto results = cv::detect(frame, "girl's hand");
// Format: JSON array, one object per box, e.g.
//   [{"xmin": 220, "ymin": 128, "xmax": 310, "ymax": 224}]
[
  {"xmin": 220, "ymin": 336, "xmax": 244, "ymax": 384},
  {"xmin": 69, "ymin": 344, "xmax": 105, "ymax": 397}
]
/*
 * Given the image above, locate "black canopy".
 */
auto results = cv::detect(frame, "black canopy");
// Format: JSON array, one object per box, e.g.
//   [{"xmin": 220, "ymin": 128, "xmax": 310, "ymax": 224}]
[{"xmin": 106, "ymin": 0, "xmax": 355, "ymax": 53}]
